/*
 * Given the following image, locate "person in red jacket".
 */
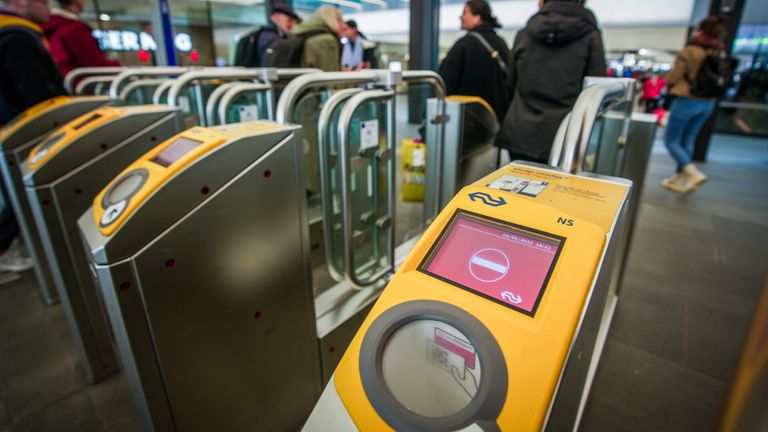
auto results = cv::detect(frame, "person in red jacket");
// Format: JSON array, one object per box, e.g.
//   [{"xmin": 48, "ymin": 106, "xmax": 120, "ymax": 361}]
[{"xmin": 41, "ymin": 0, "xmax": 119, "ymax": 78}]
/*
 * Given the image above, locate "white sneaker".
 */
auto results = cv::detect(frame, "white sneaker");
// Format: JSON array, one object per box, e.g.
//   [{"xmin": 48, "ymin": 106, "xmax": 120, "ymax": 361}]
[
  {"xmin": 661, "ymin": 172, "xmax": 684, "ymax": 193},
  {"xmin": 0, "ymin": 238, "xmax": 34, "ymax": 272},
  {"xmin": 681, "ymin": 163, "xmax": 708, "ymax": 194}
]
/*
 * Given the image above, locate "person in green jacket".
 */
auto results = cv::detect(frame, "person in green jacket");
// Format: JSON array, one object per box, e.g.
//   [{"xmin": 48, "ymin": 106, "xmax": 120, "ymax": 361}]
[{"xmin": 292, "ymin": 5, "xmax": 346, "ymax": 71}]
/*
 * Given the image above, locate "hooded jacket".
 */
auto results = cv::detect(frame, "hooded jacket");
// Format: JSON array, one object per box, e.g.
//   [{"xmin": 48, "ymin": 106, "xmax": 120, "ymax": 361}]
[
  {"xmin": 40, "ymin": 9, "xmax": 120, "ymax": 78},
  {"xmin": 292, "ymin": 16, "xmax": 340, "ymax": 72},
  {"xmin": 439, "ymin": 23, "xmax": 511, "ymax": 121},
  {"xmin": 0, "ymin": 11, "xmax": 66, "ymax": 125},
  {"xmin": 496, "ymin": 1, "xmax": 606, "ymax": 162}
]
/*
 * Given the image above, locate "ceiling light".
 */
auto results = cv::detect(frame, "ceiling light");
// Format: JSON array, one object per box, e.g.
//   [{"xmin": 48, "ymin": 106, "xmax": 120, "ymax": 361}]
[
  {"xmin": 320, "ymin": 0, "xmax": 363, "ymax": 10},
  {"xmin": 99, "ymin": 13, "xmax": 111, "ymax": 21},
  {"xmin": 360, "ymin": 0, "xmax": 388, "ymax": 6}
]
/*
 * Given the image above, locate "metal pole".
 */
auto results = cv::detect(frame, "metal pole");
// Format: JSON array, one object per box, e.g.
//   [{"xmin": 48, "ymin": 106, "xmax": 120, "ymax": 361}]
[
  {"xmin": 151, "ymin": 0, "xmax": 178, "ymax": 66},
  {"xmin": 407, "ymin": 0, "xmax": 440, "ymax": 124}
]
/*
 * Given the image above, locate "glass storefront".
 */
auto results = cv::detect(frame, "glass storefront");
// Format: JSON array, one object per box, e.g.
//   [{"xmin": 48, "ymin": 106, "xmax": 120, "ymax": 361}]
[{"xmin": 714, "ymin": 0, "xmax": 768, "ymax": 137}]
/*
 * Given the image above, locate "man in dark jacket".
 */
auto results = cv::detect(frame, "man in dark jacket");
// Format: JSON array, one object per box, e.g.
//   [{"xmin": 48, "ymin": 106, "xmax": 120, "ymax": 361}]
[
  {"xmin": 41, "ymin": 0, "xmax": 120, "ymax": 78},
  {"xmin": 496, "ymin": 0, "xmax": 606, "ymax": 163},
  {"xmin": 1, "ymin": 0, "xmax": 66, "ymax": 270},
  {"xmin": 234, "ymin": 3, "xmax": 300, "ymax": 67},
  {"xmin": 439, "ymin": 0, "xmax": 510, "ymax": 121}
]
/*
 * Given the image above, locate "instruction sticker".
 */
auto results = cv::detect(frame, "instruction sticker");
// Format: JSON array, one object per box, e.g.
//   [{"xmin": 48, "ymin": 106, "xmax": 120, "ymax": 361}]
[
  {"xmin": 488, "ymin": 175, "xmax": 549, "ymax": 197},
  {"xmin": 360, "ymin": 119, "xmax": 379, "ymax": 151},
  {"xmin": 238, "ymin": 105, "xmax": 260, "ymax": 121}
]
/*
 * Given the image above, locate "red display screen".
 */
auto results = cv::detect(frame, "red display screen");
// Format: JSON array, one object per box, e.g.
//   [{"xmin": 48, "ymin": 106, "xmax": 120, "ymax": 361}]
[
  {"xmin": 419, "ymin": 211, "xmax": 564, "ymax": 316},
  {"xmin": 151, "ymin": 137, "xmax": 201, "ymax": 167}
]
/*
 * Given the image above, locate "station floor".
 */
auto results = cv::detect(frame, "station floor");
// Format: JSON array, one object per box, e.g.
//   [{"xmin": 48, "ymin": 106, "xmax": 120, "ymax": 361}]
[{"xmin": 0, "ymin": 132, "xmax": 766, "ymax": 431}]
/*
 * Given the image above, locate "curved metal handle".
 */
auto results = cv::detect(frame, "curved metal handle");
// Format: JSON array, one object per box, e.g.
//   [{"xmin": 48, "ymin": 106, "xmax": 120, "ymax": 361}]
[
  {"xmin": 337, "ymin": 89, "xmax": 395, "ymax": 289},
  {"xmin": 64, "ymin": 67, "xmax": 124, "ymax": 94},
  {"xmin": 166, "ymin": 68, "xmax": 265, "ymax": 109},
  {"xmin": 555, "ymin": 80, "xmax": 630, "ymax": 172},
  {"xmin": 275, "ymin": 71, "xmax": 383, "ymax": 124},
  {"xmin": 204, "ymin": 82, "xmax": 245, "ymax": 126},
  {"xmin": 218, "ymin": 82, "xmax": 273, "ymax": 124},
  {"xmin": 74, "ymin": 76, "xmax": 117, "ymax": 95},
  {"xmin": 152, "ymin": 80, "xmax": 175, "ymax": 105},
  {"xmin": 317, "ymin": 88, "xmax": 365, "ymax": 282},
  {"xmin": 549, "ymin": 112, "xmax": 572, "ymax": 167},
  {"xmin": 118, "ymin": 78, "xmax": 172, "ymax": 104},
  {"xmin": 108, "ymin": 66, "xmax": 187, "ymax": 100}
]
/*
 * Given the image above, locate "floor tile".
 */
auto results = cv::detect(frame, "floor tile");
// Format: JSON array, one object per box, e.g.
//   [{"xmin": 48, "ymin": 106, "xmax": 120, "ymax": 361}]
[{"xmin": 11, "ymin": 391, "xmax": 103, "ymax": 432}]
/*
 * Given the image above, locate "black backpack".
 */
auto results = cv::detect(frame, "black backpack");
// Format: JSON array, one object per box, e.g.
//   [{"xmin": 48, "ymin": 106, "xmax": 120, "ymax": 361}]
[
  {"xmin": 691, "ymin": 49, "xmax": 738, "ymax": 98},
  {"xmin": 234, "ymin": 27, "xmax": 265, "ymax": 67},
  {"xmin": 266, "ymin": 30, "xmax": 326, "ymax": 68}
]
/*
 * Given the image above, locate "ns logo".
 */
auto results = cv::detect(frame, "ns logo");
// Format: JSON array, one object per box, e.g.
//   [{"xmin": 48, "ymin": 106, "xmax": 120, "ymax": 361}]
[{"xmin": 557, "ymin": 217, "xmax": 574, "ymax": 227}]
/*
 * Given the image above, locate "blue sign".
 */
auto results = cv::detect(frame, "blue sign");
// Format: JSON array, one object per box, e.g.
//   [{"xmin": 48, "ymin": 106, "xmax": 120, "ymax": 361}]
[{"xmin": 468, "ymin": 192, "xmax": 506, "ymax": 207}]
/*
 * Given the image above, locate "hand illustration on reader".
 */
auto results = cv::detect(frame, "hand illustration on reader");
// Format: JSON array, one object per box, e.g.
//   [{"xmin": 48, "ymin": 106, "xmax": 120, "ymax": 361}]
[{"xmin": 452, "ymin": 365, "xmax": 479, "ymax": 398}]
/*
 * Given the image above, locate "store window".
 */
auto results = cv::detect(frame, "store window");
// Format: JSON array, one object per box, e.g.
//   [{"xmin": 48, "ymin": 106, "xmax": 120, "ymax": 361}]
[{"xmin": 87, "ymin": 0, "xmax": 158, "ymax": 66}]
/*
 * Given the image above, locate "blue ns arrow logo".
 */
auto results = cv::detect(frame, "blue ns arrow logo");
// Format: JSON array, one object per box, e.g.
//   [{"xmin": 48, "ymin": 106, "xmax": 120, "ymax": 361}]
[{"xmin": 468, "ymin": 192, "xmax": 507, "ymax": 207}]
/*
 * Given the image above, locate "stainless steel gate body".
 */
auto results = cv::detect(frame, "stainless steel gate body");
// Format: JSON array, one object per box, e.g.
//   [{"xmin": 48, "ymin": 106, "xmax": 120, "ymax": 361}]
[
  {"xmin": 23, "ymin": 105, "xmax": 183, "ymax": 383},
  {"xmin": 0, "ymin": 96, "xmax": 109, "ymax": 303},
  {"xmin": 79, "ymin": 123, "xmax": 318, "ymax": 431}
]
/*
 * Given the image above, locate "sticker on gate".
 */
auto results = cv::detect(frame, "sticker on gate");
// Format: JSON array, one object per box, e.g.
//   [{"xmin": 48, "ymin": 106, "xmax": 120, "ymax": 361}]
[{"xmin": 488, "ymin": 175, "xmax": 549, "ymax": 197}]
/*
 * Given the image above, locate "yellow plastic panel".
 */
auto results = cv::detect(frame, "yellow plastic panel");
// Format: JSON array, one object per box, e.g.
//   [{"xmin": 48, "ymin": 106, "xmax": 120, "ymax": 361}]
[
  {"xmin": 330, "ymin": 164, "xmax": 629, "ymax": 431},
  {"xmin": 0, "ymin": 96, "xmax": 71, "ymax": 140}
]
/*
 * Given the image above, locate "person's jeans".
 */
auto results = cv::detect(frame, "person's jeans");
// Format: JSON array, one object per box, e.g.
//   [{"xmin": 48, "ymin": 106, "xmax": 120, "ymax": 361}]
[{"xmin": 664, "ymin": 97, "xmax": 716, "ymax": 172}]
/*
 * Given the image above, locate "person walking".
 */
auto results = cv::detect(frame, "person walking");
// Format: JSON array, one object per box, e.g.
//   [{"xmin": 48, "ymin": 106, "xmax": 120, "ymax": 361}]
[
  {"xmin": 1, "ymin": 0, "xmax": 66, "ymax": 271},
  {"xmin": 234, "ymin": 3, "xmax": 300, "ymax": 67},
  {"xmin": 661, "ymin": 16, "xmax": 726, "ymax": 194},
  {"xmin": 41, "ymin": 0, "xmax": 120, "ymax": 78},
  {"xmin": 496, "ymin": 0, "xmax": 606, "ymax": 164},
  {"xmin": 438, "ymin": 0, "xmax": 510, "ymax": 121}
]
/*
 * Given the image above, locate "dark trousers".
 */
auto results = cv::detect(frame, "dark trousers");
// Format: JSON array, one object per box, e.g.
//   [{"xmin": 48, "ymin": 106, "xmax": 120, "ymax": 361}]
[{"xmin": 0, "ymin": 180, "xmax": 18, "ymax": 251}]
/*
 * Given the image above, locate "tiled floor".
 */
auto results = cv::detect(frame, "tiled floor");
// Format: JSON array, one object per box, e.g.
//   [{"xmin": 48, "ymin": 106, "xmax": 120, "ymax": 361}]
[
  {"xmin": 0, "ymin": 133, "xmax": 766, "ymax": 431},
  {"xmin": 580, "ymin": 133, "xmax": 768, "ymax": 431}
]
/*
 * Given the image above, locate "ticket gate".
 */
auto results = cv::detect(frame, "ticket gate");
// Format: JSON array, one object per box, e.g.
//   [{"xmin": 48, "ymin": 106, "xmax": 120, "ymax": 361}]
[
  {"xmin": 79, "ymin": 123, "xmax": 315, "ymax": 430},
  {"xmin": 0, "ymin": 95, "xmax": 110, "ymax": 303},
  {"xmin": 303, "ymin": 161, "xmax": 631, "ymax": 431},
  {"xmin": 303, "ymin": 80, "xmax": 636, "ymax": 431},
  {"xmin": 23, "ymin": 105, "xmax": 183, "ymax": 383}
]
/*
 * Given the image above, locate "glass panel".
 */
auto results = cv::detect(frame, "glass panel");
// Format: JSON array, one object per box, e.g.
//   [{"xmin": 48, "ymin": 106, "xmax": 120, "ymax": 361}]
[
  {"xmin": 88, "ymin": 0, "xmax": 158, "ymax": 66},
  {"xmin": 168, "ymin": 0, "xmax": 216, "ymax": 66},
  {"xmin": 714, "ymin": 13, "xmax": 768, "ymax": 137},
  {"xmin": 344, "ymin": 97, "xmax": 389, "ymax": 282},
  {"xmin": 223, "ymin": 90, "xmax": 270, "ymax": 123},
  {"xmin": 123, "ymin": 80, "xmax": 169, "ymax": 105},
  {"xmin": 210, "ymin": 2, "xmax": 267, "ymax": 66},
  {"xmin": 398, "ymin": 82, "xmax": 436, "ymax": 241},
  {"xmin": 382, "ymin": 319, "xmax": 481, "ymax": 417}
]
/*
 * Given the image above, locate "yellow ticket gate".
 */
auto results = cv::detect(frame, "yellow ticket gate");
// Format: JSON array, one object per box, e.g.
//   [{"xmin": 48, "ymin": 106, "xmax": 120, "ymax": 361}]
[
  {"xmin": 304, "ymin": 162, "xmax": 631, "ymax": 431},
  {"xmin": 0, "ymin": 96, "xmax": 109, "ymax": 303}
]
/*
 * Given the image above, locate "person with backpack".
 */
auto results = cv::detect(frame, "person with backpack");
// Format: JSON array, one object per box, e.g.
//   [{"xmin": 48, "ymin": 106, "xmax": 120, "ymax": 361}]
[
  {"xmin": 234, "ymin": 3, "xmax": 300, "ymax": 68},
  {"xmin": 661, "ymin": 16, "xmax": 732, "ymax": 194},
  {"xmin": 287, "ymin": 5, "xmax": 346, "ymax": 71},
  {"xmin": 1, "ymin": 0, "xmax": 67, "ymax": 271},
  {"xmin": 438, "ymin": 0, "xmax": 510, "ymax": 121},
  {"xmin": 40, "ymin": 0, "xmax": 120, "ymax": 78},
  {"xmin": 495, "ymin": 0, "xmax": 606, "ymax": 164}
]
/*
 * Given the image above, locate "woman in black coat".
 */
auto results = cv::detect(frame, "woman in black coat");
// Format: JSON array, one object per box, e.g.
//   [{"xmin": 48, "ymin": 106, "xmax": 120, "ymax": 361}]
[
  {"xmin": 438, "ymin": 0, "xmax": 510, "ymax": 121},
  {"xmin": 496, "ymin": 0, "xmax": 606, "ymax": 164}
]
